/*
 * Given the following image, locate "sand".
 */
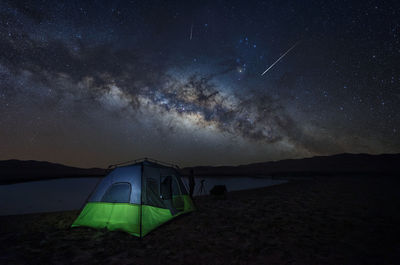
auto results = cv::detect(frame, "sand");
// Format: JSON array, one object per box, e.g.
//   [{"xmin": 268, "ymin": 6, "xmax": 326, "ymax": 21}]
[{"xmin": 1, "ymin": 176, "xmax": 400, "ymax": 264}]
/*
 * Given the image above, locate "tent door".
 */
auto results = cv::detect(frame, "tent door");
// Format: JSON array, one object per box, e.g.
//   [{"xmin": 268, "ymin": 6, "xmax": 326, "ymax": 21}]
[
  {"xmin": 171, "ymin": 176, "xmax": 184, "ymax": 211},
  {"xmin": 160, "ymin": 175, "xmax": 184, "ymax": 215}
]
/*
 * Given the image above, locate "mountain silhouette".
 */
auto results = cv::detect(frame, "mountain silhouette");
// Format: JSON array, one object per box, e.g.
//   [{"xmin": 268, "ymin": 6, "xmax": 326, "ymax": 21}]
[
  {"xmin": 1, "ymin": 153, "xmax": 399, "ymax": 184},
  {"xmin": 0, "ymin": 160, "xmax": 106, "ymax": 184},
  {"xmin": 182, "ymin": 153, "xmax": 400, "ymax": 177}
]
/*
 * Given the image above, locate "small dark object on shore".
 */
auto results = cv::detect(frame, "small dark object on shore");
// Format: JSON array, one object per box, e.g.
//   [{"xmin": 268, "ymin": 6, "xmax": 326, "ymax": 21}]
[{"xmin": 210, "ymin": 185, "xmax": 227, "ymax": 198}]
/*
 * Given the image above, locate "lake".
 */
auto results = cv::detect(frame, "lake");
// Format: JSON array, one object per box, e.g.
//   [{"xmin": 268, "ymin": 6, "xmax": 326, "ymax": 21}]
[{"xmin": 0, "ymin": 177, "xmax": 287, "ymax": 216}]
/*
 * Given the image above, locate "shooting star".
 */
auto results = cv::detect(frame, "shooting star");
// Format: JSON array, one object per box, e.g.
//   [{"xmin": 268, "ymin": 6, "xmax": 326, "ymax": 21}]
[
  {"xmin": 190, "ymin": 24, "xmax": 193, "ymax": 40},
  {"xmin": 261, "ymin": 41, "xmax": 301, "ymax": 76}
]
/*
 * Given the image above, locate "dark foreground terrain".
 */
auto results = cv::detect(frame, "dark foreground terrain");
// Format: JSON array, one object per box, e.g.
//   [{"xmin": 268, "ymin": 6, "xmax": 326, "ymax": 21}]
[{"xmin": 1, "ymin": 176, "xmax": 400, "ymax": 264}]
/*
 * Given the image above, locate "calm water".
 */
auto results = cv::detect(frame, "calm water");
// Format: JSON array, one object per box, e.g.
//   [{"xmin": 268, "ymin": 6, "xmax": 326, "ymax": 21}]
[{"xmin": 0, "ymin": 177, "xmax": 286, "ymax": 216}]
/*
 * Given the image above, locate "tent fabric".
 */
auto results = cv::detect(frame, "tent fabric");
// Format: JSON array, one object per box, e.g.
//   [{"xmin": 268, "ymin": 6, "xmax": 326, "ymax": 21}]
[
  {"xmin": 141, "ymin": 195, "xmax": 196, "ymax": 236},
  {"xmin": 71, "ymin": 202, "xmax": 141, "ymax": 236},
  {"xmin": 89, "ymin": 165, "xmax": 142, "ymax": 204},
  {"xmin": 72, "ymin": 160, "xmax": 195, "ymax": 237}
]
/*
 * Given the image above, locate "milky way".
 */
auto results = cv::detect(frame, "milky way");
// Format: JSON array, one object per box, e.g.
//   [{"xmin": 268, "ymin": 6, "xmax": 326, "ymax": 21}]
[{"xmin": 0, "ymin": 0, "xmax": 399, "ymax": 167}]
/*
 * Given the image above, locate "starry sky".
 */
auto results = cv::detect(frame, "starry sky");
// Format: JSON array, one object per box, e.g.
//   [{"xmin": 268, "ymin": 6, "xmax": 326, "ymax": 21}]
[{"xmin": 0, "ymin": 0, "xmax": 399, "ymax": 168}]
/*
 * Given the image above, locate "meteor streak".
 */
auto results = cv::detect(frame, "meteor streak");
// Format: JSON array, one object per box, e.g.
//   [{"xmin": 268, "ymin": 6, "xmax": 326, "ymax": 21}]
[
  {"xmin": 190, "ymin": 24, "xmax": 193, "ymax": 40},
  {"xmin": 261, "ymin": 41, "xmax": 300, "ymax": 76}
]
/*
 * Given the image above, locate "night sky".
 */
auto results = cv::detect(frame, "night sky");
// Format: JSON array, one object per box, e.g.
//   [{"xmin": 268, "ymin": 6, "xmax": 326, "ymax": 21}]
[{"xmin": 1, "ymin": 0, "xmax": 399, "ymax": 168}]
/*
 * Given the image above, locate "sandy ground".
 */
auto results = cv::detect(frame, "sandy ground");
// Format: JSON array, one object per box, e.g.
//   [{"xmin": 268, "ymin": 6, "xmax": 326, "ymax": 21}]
[{"xmin": 1, "ymin": 176, "xmax": 400, "ymax": 264}]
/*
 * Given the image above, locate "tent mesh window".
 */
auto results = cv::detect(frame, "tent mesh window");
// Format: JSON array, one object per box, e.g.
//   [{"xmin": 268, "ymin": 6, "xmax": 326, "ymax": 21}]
[
  {"xmin": 101, "ymin": 182, "xmax": 131, "ymax": 203},
  {"xmin": 145, "ymin": 178, "xmax": 164, "ymax": 208},
  {"xmin": 172, "ymin": 177, "xmax": 184, "ymax": 210},
  {"xmin": 177, "ymin": 177, "xmax": 189, "ymax": 195}
]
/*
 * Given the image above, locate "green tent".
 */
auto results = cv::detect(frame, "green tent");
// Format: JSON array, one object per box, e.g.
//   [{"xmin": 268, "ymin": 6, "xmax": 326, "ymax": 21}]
[{"xmin": 72, "ymin": 159, "xmax": 195, "ymax": 237}]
